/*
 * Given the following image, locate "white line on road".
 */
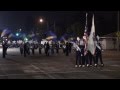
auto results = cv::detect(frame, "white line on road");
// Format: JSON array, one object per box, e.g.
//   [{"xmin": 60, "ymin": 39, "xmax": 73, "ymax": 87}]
[
  {"xmin": 110, "ymin": 65, "xmax": 120, "ymax": 67},
  {"xmin": 31, "ymin": 64, "xmax": 56, "ymax": 79}
]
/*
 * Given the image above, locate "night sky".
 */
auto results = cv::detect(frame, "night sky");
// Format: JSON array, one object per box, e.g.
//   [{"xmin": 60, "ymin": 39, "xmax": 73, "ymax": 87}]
[{"xmin": 0, "ymin": 11, "xmax": 118, "ymax": 36}]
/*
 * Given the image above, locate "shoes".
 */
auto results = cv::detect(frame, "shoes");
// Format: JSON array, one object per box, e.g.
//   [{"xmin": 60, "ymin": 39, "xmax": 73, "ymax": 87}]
[
  {"xmin": 94, "ymin": 64, "xmax": 97, "ymax": 67},
  {"xmin": 101, "ymin": 64, "xmax": 104, "ymax": 67},
  {"xmin": 82, "ymin": 65, "xmax": 85, "ymax": 67},
  {"xmin": 79, "ymin": 65, "xmax": 82, "ymax": 67},
  {"xmin": 90, "ymin": 65, "xmax": 92, "ymax": 67},
  {"xmin": 75, "ymin": 65, "xmax": 78, "ymax": 67},
  {"xmin": 87, "ymin": 64, "xmax": 89, "ymax": 67}
]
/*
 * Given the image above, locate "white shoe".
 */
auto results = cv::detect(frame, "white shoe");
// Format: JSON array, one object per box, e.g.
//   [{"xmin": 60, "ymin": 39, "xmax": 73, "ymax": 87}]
[
  {"xmin": 75, "ymin": 65, "xmax": 78, "ymax": 67},
  {"xmin": 87, "ymin": 64, "xmax": 89, "ymax": 67},
  {"xmin": 94, "ymin": 64, "xmax": 97, "ymax": 67},
  {"xmin": 82, "ymin": 65, "xmax": 85, "ymax": 67},
  {"xmin": 79, "ymin": 65, "xmax": 82, "ymax": 67},
  {"xmin": 90, "ymin": 65, "xmax": 92, "ymax": 67},
  {"xmin": 101, "ymin": 64, "xmax": 104, "ymax": 67}
]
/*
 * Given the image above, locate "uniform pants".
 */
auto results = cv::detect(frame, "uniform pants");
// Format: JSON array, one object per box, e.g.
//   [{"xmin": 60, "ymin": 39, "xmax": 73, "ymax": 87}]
[{"xmin": 76, "ymin": 51, "xmax": 81, "ymax": 65}]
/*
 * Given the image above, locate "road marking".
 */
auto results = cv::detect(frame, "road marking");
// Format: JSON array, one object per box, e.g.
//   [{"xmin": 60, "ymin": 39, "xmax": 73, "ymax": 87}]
[
  {"xmin": 31, "ymin": 64, "xmax": 55, "ymax": 79},
  {"xmin": 31, "ymin": 64, "xmax": 40, "ymax": 70},
  {"xmin": 100, "ymin": 69, "xmax": 116, "ymax": 72},
  {"xmin": 0, "ymin": 68, "xmax": 118, "ymax": 78},
  {"xmin": 110, "ymin": 65, "xmax": 120, "ymax": 67}
]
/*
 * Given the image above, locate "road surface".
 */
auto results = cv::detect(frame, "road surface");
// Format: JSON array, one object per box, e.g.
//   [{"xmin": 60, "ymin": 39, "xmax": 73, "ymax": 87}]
[{"xmin": 0, "ymin": 48, "xmax": 119, "ymax": 79}]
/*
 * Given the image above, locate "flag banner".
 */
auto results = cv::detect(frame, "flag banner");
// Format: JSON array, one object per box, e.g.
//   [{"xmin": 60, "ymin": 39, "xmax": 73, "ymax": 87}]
[
  {"xmin": 1, "ymin": 29, "xmax": 11, "ymax": 37},
  {"xmin": 83, "ymin": 13, "xmax": 89, "ymax": 55},
  {"xmin": 8, "ymin": 33, "xmax": 14, "ymax": 38},
  {"xmin": 45, "ymin": 30, "xmax": 57, "ymax": 40},
  {"xmin": 87, "ymin": 15, "xmax": 96, "ymax": 55}
]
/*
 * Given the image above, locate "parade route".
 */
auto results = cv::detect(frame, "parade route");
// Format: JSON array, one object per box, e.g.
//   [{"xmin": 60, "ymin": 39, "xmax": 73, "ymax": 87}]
[{"xmin": 0, "ymin": 48, "xmax": 119, "ymax": 79}]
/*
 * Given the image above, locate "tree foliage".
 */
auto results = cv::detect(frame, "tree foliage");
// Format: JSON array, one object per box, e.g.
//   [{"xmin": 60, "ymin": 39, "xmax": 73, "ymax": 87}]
[{"xmin": 66, "ymin": 22, "xmax": 85, "ymax": 37}]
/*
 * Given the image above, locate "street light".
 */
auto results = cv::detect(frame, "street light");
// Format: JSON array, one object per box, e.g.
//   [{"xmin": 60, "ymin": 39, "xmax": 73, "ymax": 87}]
[
  {"xmin": 39, "ymin": 18, "xmax": 49, "ymax": 29},
  {"xmin": 39, "ymin": 18, "xmax": 43, "ymax": 23}
]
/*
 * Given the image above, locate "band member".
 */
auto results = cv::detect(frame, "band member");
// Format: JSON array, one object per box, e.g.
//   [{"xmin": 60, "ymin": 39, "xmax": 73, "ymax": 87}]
[
  {"xmin": 88, "ymin": 51, "xmax": 96, "ymax": 66},
  {"xmin": 45, "ymin": 42, "xmax": 50, "ymax": 56},
  {"xmin": 68, "ymin": 42, "xmax": 72, "ymax": 53},
  {"xmin": 24, "ymin": 43, "xmax": 27, "ymax": 57},
  {"xmin": 83, "ymin": 35, "xmax": 89, "ymax": 67},
  {"xmin": 74, "ymin": 39, "xmax": 81, "ymax": 67},
  {"xmin": 55, "ymin": 42, "xmax": 59, "ymax": 54},
  {"xmin": 2, "ymin": 42, "xmax": 8, "ymax": 58},
  {"xmin": 39, "ymin": 43, "xmax": 43, "ymax": 54},
  {"xmin": 20, "ymin": 43, "xmax": 24, "ymax": 55},
  {"xmin": 95, "ymin": 35, "xmax": 104, "ymax": 67},
  {"xmin": 79, "ymin": 37, "xmax": 86, "ymax": 67},
  {"xmin": 51, "ymin": 42, "xmax": 54, "ymax": 55},
  {"xmin": 31, "ymin": 43, "xmax": 35, "ymax": 55},
  {"xmin": 26, "ymin": 42, "xmax": 30, "ymax": 55},
  {"xmin": 44, "ymin": 42, "xmax": 47, "ymax": 54},
  {"xmin": 65, "ymin": 42, "xmax": 69, "ymax": 56},
  {"xmin": 62, "ymin": 43, "xmax": 66, "ymax": 53},
  {"xmin": 87, "ymin": 33, "xmax": 97, "ymax": 67}
]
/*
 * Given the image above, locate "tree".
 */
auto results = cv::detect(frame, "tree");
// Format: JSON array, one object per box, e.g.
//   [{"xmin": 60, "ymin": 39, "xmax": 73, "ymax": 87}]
[{"xmin": 66, "ymin": 22, "xmax": 84, "ymax": 37}]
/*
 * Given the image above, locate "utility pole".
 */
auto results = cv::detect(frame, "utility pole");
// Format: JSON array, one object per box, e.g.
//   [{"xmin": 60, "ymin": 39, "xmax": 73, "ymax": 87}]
[
  {"xmin": 47, "ymin": 22, "xmax": 49, "ymax": 30},
  {"xmin": 117, "ymin": 11, "xmax": 119, "ymax": 51},
  {"xmin": 54, "ymin": 21, "xmax": 56, "ymax": 33}
]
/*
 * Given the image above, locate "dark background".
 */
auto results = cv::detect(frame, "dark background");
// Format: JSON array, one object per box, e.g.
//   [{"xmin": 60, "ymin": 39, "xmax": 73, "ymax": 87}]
[{"xmin": 0, "ymin": 11, "xmax": 118, "ymax": 36}]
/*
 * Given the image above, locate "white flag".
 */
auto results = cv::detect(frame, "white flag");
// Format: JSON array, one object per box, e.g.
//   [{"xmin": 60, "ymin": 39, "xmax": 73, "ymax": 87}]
[
  {"xmin": 1, "ymin": 29, "xmax": 8, "ymax": 37},
  {"xmin": 87, "ymin": 14, "xmax": 96, "ymax": 55}
]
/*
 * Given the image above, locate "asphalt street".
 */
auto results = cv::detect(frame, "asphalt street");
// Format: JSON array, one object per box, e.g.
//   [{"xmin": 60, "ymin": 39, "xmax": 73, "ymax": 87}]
[{"xmin": 0, "ymin": 48, "xmax": 120, "ymax": 79}]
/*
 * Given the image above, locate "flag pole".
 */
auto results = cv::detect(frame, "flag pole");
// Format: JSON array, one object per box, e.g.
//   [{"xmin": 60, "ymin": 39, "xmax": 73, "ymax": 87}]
[{"xmin": 85, "ymin": 13, "xmax": 88, "ymax": 32}]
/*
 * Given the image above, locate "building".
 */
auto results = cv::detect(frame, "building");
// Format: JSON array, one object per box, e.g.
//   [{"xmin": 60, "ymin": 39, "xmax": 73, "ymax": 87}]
[{"xmin": 100, "ymin": 32, "xmax": 119, "ymax": 50}]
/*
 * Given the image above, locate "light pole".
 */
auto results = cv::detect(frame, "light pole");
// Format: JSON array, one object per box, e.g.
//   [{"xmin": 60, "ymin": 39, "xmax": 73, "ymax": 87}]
[
  {"xmin": 54, "ymin": 21, "xmax": 56, "ymax": 33},
  {"xmin": 47, "ymin": 22, "xmax": 49, "ymax": 30},
  {"xmin": 39, "ymin": 18, "xmax": 44, "ymax": 34},
  {"xmin": 117, "ymin": 11, "xmax": 119, "ymax": 51}
]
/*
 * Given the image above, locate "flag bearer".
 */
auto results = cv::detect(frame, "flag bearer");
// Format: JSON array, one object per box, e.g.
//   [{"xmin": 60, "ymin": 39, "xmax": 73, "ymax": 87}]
[{"xmin": 95, "ymin": 35, "xmax": 104, "ymax": 67}]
